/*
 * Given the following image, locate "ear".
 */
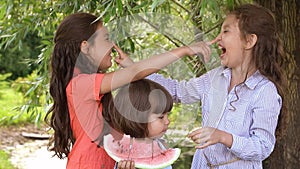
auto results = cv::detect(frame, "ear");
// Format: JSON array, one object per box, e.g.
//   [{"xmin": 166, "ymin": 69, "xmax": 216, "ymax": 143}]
[
  {"xmin": 80, "ymin": 40, "xmax": 89, "ymax": 54},
  {"xmin": 244, "ymin": 34, "xmax": 257, "ymax": 50}
]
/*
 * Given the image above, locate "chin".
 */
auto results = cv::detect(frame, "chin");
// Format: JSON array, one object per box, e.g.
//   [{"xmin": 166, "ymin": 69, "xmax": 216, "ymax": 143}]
[
  {"xmin": 220, "ymin": 60, "xmax": 225, "ymax": 66},
  {"xmin": 150, "ymin": 133, "xmax": 163, "ymax": 139},
  {"xmin": 220, "ymin": 59, "xmax": 229, "ymax": 66}
]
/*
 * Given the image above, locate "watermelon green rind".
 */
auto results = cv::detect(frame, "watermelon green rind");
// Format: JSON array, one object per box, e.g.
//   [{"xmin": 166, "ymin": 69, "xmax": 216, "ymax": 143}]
[{"xmin": 103, "ymin": 134, "xmax": 181, "ymax": 169}]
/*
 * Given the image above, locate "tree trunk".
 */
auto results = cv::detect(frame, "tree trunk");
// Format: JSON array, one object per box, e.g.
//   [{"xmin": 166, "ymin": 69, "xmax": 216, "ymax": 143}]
[{"xmin": 254, "ymin": 0, "xmax": 300, "ymax": 168}]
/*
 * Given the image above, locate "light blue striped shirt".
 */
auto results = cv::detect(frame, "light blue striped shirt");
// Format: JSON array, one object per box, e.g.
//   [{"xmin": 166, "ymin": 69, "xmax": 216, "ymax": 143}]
[{"xmin": 148, "ymin": 66, "xmax": 282, "ymax": 169}]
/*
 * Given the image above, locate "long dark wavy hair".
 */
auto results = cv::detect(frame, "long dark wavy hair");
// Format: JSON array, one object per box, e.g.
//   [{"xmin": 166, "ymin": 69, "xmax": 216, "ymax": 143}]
[
  {"xmin": 45, "ymin": 13, "xmax": 102, "ymax": 159},
  {"xmin": 102, "ymin": 79, "xmax": 173, "ymax": 138},
  {"xmin": 229, "ymin": 4, "xmax": 288, "ymax": 139}
]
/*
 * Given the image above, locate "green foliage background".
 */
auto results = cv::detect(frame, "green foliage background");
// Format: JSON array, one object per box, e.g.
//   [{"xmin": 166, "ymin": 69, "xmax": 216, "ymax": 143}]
[
  {"xmin": 0, "ymin": 0, "xmax": 251, "ymax": 168},
  {"xmin": 0, "ymin": 0, "xmax": 250, "ymax": 124}
]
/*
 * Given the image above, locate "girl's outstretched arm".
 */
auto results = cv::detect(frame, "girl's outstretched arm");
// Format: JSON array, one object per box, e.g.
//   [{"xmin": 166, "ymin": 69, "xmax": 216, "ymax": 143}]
[
  {"xmin": 100, "ymin": 42, "xmax": 211, "ymax": 94},
  {"xmin": 115, "ymin": 38, "xmax": 218, "ymax": 68}
]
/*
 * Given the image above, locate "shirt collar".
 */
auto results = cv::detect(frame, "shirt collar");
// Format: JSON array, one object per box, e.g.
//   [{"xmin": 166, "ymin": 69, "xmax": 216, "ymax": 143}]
[{"xmin": 221, "ymin": 67, "xmax": 264, "ymax": 90}]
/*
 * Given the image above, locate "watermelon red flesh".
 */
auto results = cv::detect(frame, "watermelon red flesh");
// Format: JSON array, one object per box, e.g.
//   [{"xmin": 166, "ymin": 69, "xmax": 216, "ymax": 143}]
[{"xmin": 103, "ymin": 134, "xmax": 181, "ymax": 169}]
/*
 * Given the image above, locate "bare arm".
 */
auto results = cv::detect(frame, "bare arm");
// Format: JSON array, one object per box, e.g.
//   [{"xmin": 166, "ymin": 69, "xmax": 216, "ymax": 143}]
[{"xmin": 100, "ymin": 42, "xmax": 211, "ymax": 94}]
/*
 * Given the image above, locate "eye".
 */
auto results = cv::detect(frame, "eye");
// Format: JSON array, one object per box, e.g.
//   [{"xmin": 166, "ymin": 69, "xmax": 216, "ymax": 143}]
[
  {"xmin": 158, "ymin": 112, "xmax": 170, "ymax": 119},
  {"xmin": 104, "ymin": 34, "xmax": 111, "ymax": 41},
  {"xmin": 223, "ymin": 30, "xmax": 229, "ymax": 33},
  {"xmin": 159, "ymin": 113, "xmax": 168, "ymax": 119},
  {"xmin": 108, "ymin": 34, "xmax": 114, "ymax": 42}
]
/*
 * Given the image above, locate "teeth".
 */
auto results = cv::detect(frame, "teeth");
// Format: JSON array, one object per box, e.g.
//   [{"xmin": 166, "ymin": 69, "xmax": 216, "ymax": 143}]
[{"xmin": 217, "ymin": 44, "xmax": 226, "ymax": 55}]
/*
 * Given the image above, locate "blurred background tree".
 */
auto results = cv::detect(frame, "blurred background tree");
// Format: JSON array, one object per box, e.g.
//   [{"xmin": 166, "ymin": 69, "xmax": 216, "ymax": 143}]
[
  {"xmin": 253, "ymin": 0, "xmax": 300, "ymax": 168},
  {"xmin": 0, "ymin": 0, "xmax": 247, "ymax": 126}
]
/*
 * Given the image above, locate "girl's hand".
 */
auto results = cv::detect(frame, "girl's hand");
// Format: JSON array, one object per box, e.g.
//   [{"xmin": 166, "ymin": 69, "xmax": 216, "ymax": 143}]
[
  {"xmin": 185, "ymin": 41, "xmax": 211, "ymax": 63},
  {"xmin": 114, "ymin": 44, "xmax": 134, "ymax": 68},
  {"xmin": 117, "ymin": 160, "xmax": 135, "ymax": 169},
  {"xmin": 186, "ymin": 39, "xmax": 218, "ymax": 63},
  {"xmin": 187, "ymin": 127, "xmax": 233, "ymax": 149}
]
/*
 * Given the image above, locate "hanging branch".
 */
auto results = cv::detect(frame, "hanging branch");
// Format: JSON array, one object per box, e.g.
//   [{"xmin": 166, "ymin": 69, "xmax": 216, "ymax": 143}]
[
  {"xmin": 135, "ymin": 14, "xmax": 183, "ymax": 47},
  {"xmin": 170, "ymin": 0, "xmax": 191, "ymax": 14},
  {"xmin": 135, "ymin": 14, "xmax": 208, "ymax": 75}
]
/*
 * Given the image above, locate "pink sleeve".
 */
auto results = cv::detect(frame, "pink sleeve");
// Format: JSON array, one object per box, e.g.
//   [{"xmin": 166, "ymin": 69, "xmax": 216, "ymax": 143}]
[
  {"xmin": 94, "ymin": 73, "xmax": 105, "ymax": 101},
  {"xmin": 67, "ymin": 73, "xmax": 106, "ymax": 143}
]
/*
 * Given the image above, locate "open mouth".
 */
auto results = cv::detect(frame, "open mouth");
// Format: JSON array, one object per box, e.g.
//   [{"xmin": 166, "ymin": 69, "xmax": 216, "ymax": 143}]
[
  {"xmin": 218, "ymin": 44, "xmax": 226, "ymax": 56},
  {"xmin": 221, "ymin": 47, "xmax": 226, "ymax": 54},
  {"xmin": 162, "ymin": 128, "xmax": 168, "ymax": 133}
]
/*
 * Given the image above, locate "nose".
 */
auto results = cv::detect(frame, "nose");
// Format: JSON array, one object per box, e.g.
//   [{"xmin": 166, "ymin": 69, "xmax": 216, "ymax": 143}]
[
  {"xmin": 109, "ymin": 41, "xmax": 114, "ymax": 48},
  {"xmin": 165, "ymin": 115, "xmax": 170, "ymax": 125}
]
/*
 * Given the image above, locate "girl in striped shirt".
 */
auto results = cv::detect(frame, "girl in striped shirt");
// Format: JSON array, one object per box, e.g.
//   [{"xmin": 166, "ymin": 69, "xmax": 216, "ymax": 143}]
[{"xmin": 147, "ymin": 3, "xmax": 287, "ymax": 169}]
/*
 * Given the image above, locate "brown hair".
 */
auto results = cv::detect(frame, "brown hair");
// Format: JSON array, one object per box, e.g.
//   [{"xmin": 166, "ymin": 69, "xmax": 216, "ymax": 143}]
[
  {"xmin": 102, "ymin": 79, "xmax": 173, "ymax": 138},
  {"xmin": 45, "ymin": 13, "xmax": 102, "ymax": 158},
  {"xmin": 229, "ymin": 4, "xmax": 287, "ymax": 139}
]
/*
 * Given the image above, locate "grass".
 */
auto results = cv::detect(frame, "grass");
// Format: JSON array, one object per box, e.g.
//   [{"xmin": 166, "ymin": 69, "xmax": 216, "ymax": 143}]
[
  {"xmin": 0, "ymin": 83, "xmax": 33, "ymax": 169},
  {"xmin": 0, "ymin": 87, "xmax": 33, "ymax": 126},
  {"xmin": 0, "ymin": 150, "xmax": 16, "ymax": 169}
]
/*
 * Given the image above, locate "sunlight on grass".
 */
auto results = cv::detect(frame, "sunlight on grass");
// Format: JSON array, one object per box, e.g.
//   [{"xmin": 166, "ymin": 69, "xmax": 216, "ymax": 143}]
[
  {"xmin": 0, "ymin": 150, "xmax": 16, "ymax": 169},
  {"xmin": 0, "ymin": 83, "xmax": 47, "ymax": 169},
  {"xmin": 0, "ymin": 87, "xmax": 33, "ymax": 126}
]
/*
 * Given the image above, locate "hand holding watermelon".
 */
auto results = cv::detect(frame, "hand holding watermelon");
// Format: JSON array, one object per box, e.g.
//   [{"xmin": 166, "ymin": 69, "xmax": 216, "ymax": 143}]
[{"xmin": 116, "ymin": 160, "xmax": 135, "ymax": 169}]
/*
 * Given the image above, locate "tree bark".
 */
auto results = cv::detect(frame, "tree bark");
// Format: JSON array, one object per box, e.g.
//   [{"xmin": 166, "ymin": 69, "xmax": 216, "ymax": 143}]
[{"xmin": 254, "ymin": 0, "xmax": 300, "ymax": 168}]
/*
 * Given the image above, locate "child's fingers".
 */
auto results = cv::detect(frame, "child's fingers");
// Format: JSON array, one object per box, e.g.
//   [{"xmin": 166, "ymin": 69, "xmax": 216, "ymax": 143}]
[
  {"xmin": 197, "ymin": 41, "xmax": 212, "ymax": 63},
  {"xmin": 113, "ymin": 43, "xmax": 125, "ymax": 55},
  {"xmin": 130, "ymin": 160, "xmax": 135, "ymax": 169},
  {"xmin": 195, "ymin": 141, "xmax": 210, "ymax": 149},
  {"xmin": 117, "ymin": 160, "xmax": 125, "ymax": 169},
  {"xmin": 187, "ymin": 127, "xmax": 202, "ymax": 138},
  {"xmin": 124, "ymin": 160, "xmax": 131, "ymax": 169},
  {"xmin": 125, "ymin": 160, "xmax": 134, "ymax": 169},
  {"xmin": 207, "ymin": 38, "xmax": 219, "ymax": 45},
  {"xmin": 114, "ymin": 57, "xmax": 122, "ymax": 64},
  {"xmin": 189, "ymin": 132, "xmax": 206, "ymax": 143},
  {"xmin": 117, "ymin": 159, "xmax": 135, "ymax": 169},
  {"xmin": 194, "ymin": 43, "xmax": 211, "ymax": 63},
  {"xmin": 113, "ymin": 43, "xmax": 119, "ymax": 50}
]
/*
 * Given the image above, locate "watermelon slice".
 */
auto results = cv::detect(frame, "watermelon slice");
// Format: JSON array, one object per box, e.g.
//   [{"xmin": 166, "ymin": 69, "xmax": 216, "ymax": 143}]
[{"xmin": 103, "ymin": 134, "xmax": 181, "ymax": 169}]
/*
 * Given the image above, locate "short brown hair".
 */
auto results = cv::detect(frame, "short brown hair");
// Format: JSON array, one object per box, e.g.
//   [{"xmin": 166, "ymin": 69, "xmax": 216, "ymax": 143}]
[{"xmin": 104, "ymin": 79, "xmax": 173, "ymax": 138}]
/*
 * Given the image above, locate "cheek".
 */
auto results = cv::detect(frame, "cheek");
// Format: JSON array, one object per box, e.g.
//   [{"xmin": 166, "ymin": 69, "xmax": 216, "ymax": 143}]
[
  {"xmin": 148, "ymin": 121, "xmax": 159, "ymax": 130},
  {"xmin": 147, "ymin": 122, "xmax": 155, "ymax": 131},
  {"xmin": 103, "ymin": 42, "xmax": 113, "ymax": 51},
  {"xmin": 96, "ymin": 42, "xmax": 112, "ymax": 53}
]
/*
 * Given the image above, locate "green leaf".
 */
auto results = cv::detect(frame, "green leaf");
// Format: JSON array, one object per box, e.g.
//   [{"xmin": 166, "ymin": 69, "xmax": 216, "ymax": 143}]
[
  {"xmin": 95, "ymin": 0, "xmax": 113, "ymax": 23},
  {"xmin": 0, "ymin": 0, "xmax": 253, "ymax": 126},
  {"xmin": 151, "ymin": 0, "xmax": 165, "ymax": 12},
  {"xmin": 132, "ymin": 1, "xmax": 149, "ymax": 11},
  {"xmin": 116, "ymin": 0, "xmax": 123, "ymax": 14},
  {"xmin": 226, "ymin": 0, "xmax": 235, "ymax": 10}
]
